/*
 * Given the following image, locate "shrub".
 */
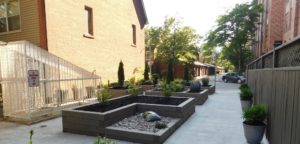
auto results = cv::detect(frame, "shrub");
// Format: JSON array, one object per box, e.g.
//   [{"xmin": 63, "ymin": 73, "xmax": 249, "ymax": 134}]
[
  {"xmin": 155, "ymin": 122, "xmax": 168, "ymax": 129},
  {"xmin": 240, "ymin": 88, "xmax": 253, "ymax": 100},
  {"xmin": 144, "ymin": 62, "xmax": 150, "ymax": 80},
  {"xmin": 201, "ymin": 77, "xmax": 209, "ymax": 86},
  {"xmin": 118, "ymin": 61, "xmax": 125, "ymax": 86},
  {"xmin": 129, "ymin": 77, "xmax": 136, "ymax": 86},
  {"xmin": 243, "ymin": 104, "xmax": 267, "ymax": 125},
  {"xmin": 239, "ymin": 83, "xmax": 249, "ymax": 90},
  {"xmin": 94, "ymin": 137, "xmax": 114, "ymax": 144},
  {"xmin": 128, "ymin": 85, "xmax": 139, "ymax": 96},
  {"xmin": 161, "ymin": 83, "xmax": 172, "ymax": 97},
  {"xmin": 170, "ymin": 79, "xmax": 185, "ymax": 92},
  {"xmin": 96, "ymin": 86, "xmax": 112, "ymax": 105}
]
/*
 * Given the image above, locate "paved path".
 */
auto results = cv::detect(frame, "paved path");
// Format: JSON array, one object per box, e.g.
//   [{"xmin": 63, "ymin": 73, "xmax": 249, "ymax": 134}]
[{"xmin": 0, "ymin": 82, "xmax": 268, "ymax": 144}]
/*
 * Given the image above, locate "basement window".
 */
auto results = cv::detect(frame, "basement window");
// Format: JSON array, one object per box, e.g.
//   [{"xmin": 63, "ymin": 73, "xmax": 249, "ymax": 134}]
[
  {"xmin": 0, "ymin": 0, "xmax": 21, "ymax": 34},
  {"xmin": 83, "ymin": 6, "xmax": 93, "ymax": 38}
]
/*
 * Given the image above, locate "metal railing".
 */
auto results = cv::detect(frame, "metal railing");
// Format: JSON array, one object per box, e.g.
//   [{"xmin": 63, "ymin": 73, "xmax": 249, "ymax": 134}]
[
  {"xmin": 0, "ymin": 41, "xmax": 101, "ymax": 123},
  {"xmin": 248, "ymin": 36, "xmax": 300, "ymax": 69}
]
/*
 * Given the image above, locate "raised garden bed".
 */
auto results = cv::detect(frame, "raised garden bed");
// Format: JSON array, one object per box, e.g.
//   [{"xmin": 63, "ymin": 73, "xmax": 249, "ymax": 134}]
[
  {"xmin": 62, "ymin": 95, "xmax": 195, "ymax": 144},
  {"xmin": 202, "ymin": 85, "xmax": 215, "ymax": 95},
  {"xmin": 145, "ymin": 89, "xmax": 209, "ymax": 105},
  {"xmin": 109, "ymin": 87, "xmax": 143, "ymax": 98}
]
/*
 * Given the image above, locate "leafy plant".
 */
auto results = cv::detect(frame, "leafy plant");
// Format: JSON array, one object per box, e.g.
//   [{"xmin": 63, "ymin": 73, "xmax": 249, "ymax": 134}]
[
  {"xmin": 161, "ymin": 83, "xmax": 172, "ymax": 97},
  {"xmin": 27, "ymin": 130, "xmax": 34, "ymax": 144},
  {"xmin": 170, "ymin": 79, "xmax": 185, "ymax": 92},
  {"xmin": 240, "ymin": 88, "xmax": 253, "ymax": 100},
  {"xmin": 94, "ymin": 137, "xmax": 114, "ymax": 144},
  {"xmin": 155, "ymin": 122, "xmax": 168, "ymax": 129},
  {"xmin": 128, "ymin": 77, "xmax": 136, "ymax": 86},
  {"xmin": 96, "ymin": 86, "xmax": 112, "ymax": 105},
  {"xmin": 201, "ymin": 77, "xmax": 210, "ymax": 86},
  {"xmin": 243, "ymin": 104, "xmax": 267, "ymax": 125},
  {"xmin": 118, "ymin": 60, "xmax": 125, "ymax": 86},
  {"xmin": 239, "ymin": 83, "xmax": 249, "ymax": 90},
  {"xmin": 128, "ymin": 85, "xmax": 139, "ymax": 96}
]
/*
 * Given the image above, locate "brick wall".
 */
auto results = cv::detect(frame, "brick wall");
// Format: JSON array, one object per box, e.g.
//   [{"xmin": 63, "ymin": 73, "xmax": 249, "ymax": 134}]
[
  {"xmin": 0, "ymin": 0, "xmax": 41, "ymax": 47},
  {"xmin": 44, "ymin": 0, "xmax": 146, "ymax": 83}
]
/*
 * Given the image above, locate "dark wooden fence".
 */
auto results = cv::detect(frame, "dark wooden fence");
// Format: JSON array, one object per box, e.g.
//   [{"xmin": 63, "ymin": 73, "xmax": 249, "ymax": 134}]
[{"xmin": 247, "ymin": 36, "xmax": 300, "ymax": 144}]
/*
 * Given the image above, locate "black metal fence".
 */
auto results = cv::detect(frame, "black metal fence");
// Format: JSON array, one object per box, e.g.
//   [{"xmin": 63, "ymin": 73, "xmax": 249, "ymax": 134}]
[{"xmin": 248, "ymin": 36, "xmax": 300, "ymax": 69}]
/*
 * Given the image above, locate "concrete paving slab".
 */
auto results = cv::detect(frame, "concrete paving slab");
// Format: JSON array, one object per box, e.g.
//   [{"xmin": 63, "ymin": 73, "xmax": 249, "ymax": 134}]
[{"xmin": 0, "ymin": 82, "xmax": 269, "ymax": 144}]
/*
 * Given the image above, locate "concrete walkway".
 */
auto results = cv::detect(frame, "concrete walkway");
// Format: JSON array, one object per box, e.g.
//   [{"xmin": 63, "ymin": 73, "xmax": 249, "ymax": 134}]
[{"xmin": 0, "ymin": 82, "xmax": 268, "ymax": 144}]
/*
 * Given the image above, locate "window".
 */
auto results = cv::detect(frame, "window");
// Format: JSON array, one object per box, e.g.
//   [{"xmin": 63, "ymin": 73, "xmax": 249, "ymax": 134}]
[
  {"xmin": 132, "ymin": 24, "xmax": 136, "ymax": 45},
  {"xmin": 0, "ymin": 0, "xmax": 20, "ymax": 33},
  {"xmin": 84, "ymin": 6, "xmax": 93, "ymax": 36}
]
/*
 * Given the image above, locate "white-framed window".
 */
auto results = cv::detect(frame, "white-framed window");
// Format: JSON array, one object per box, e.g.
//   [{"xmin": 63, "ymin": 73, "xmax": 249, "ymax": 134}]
[{"xmin": 0, "ymin": 0, "xmax": 20, "ymax": 34}]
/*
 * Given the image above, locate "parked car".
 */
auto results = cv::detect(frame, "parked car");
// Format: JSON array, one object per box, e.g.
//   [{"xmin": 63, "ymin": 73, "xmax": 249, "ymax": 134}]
[{"xmin": 222, "ymin": 72, "xmax": 245, "ymax": 83}]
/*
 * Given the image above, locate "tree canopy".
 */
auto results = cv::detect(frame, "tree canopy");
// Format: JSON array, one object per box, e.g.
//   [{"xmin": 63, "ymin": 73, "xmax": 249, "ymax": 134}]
[
  {"xmin": 202, "ymin": 0, "xmax": 263, "ymax": 72},
  {"xmin": 146, "ymin": 17, "xmax": 200, "ymax": 83}
]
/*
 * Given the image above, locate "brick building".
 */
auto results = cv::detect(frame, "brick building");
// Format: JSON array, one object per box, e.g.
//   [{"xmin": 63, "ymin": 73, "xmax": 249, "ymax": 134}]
[
  {"xmin": 0, "ymin": 0, "xmax": 148, "ymax": 82},
  {"xmin": 253, "ymin": 0, "xmax": 300, "ymax": 57}
]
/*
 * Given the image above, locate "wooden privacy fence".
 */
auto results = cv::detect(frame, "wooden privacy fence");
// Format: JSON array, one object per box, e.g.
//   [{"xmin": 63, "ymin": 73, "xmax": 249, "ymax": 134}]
[
  {"xmin": 247, "ymin": 36, "xmax": 300, "ymax": 144},
  {"xmin": 247, "ymin": 68, "xmax": 300, "ymax": 144}
]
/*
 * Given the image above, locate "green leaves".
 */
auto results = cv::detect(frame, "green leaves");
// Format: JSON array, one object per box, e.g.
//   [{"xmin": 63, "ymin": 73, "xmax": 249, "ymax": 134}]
[
  {"xmin": 202, "ymin": 0, "xmax": 263, "ymax": 72},
  {"xmin": 243, "ymin": 104, "xmax": 267, "ymax": 125}
]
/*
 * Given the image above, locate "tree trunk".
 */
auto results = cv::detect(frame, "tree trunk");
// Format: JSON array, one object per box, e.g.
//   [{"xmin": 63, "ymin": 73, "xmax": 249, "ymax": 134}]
[{"xmin": 167, "ymin": 61, "xmax": 174, "ymax": 84}]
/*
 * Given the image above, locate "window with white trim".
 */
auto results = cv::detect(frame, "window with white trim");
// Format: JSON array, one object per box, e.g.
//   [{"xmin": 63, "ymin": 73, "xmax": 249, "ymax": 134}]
[{"xmin": 0, "ymin": 0, "xmax": 20, "ymax": 33}]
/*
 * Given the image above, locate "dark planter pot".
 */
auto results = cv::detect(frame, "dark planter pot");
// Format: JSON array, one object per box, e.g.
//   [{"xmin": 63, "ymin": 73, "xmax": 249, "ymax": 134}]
[
  {"xmin": 241, "ymin": 100, "xmax": 252, "ymax": 110},
  {"xmin": 243, "ymin": 122, "xmax": 266, "ymax": 144}
]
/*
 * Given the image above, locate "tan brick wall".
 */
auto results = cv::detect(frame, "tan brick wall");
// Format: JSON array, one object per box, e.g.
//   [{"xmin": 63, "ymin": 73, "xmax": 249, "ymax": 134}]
[
  {"xmin": 44, "ymin": 0, "xmax": 145, "ymax": 83},
  {"xmin": 0, "ymin": 0, "xmax": 40, "ymax": 46}
]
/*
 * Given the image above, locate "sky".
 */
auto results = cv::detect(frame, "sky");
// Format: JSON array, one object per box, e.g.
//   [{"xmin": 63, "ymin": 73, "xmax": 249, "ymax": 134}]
[{"xmin": 143, "ymin": 0, "xmax": 250, "ymax": 37}]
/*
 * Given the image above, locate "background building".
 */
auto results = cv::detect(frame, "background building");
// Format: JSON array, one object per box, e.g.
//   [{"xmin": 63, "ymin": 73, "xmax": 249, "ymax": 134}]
[
  {"xmin": 0, "ymin": 0, "xmax": 148, "ymax": 82},
  {"xmin": 253, "ymin": 0, "xmax": 300, "ymax": 57}
]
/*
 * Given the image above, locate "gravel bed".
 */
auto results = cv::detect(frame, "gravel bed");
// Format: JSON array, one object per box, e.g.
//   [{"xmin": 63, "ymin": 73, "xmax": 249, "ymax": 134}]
[{"xmin": 111, "ymin": 113, "xmax": 174, "ymax": 133}]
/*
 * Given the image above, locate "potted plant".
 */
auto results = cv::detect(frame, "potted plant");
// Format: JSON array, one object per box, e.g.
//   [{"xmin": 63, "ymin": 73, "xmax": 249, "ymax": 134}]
[
  {"xmin": 96, "ymin": 85, "xmax": 112, "ymax": 106},
  {"xmin": 201, "ymin": 77, "xmax": 215, "ymax": 94},
  {"xmin": 189, "ymin": 80, "xmax": 202, "ymax": 93},
  {"xmin": 240, "ymin": 88, "xmax": 253, "ymax": 110},
  {"xmin": 243, "ymin": 104, "xmax": 267, "ymax": 144},
  {"xmin": 239, "ymin": 83, "xmax": 249, "ymax": 90},
  {"xmin": 201, "ymin": 77, "xmax": 209, "ymax": 87}
]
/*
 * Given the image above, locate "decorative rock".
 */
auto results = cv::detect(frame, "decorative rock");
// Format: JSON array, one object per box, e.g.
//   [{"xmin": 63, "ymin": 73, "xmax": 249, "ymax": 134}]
[
  {"xmin": 111, "ymin": 113, "xmax": 173, "ymax": 133},
  {"xmin": 142, "ymin": 111, "xmax": 161, "ymax": 122}
]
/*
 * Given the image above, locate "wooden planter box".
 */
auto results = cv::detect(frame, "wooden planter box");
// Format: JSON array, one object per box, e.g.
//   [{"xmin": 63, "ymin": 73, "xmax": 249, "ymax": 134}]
[
  {"xmin": 62, "ymin": 95, "xmax": 195, "ymax": 144},
  {"xmin": 202, "ymin": 85, "xmax": 215, "ymax": 95},
  {"xmin": 145, "ymin": 89, "xmax": 209, "ymax": 105}
]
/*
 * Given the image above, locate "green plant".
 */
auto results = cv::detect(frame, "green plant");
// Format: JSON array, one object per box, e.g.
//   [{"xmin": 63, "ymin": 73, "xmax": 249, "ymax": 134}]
[
  {"xmin": 161, "ymin": 83, "xmax": 172, "ymax": 97},
  {"xmin": 128, "ymin": 85, "xmax": 139, "ymax": 96},
  {"xmin": 155, "ymin": 122, "xmax": 168, "ymax": 129},
  {"xmin": 170, "ymin": 79, "xmax": 185, "ymax": 92},
  {"xmin": 201, "ymin": 77, "xmax": 209, "ymax": 86},
  {"xmin": 243, "ymin": 104, "xmax": 267, "ymax": 125},
  {"xmin": 96, "ymin": 86, "xmax": 112, "ymax": 105},
  {"xmin": 240, "ymin": 88, "xmax": 253, "ymax": 100},
  {"xmin": 118, "ymin": 60, "xmax": 125, "ymax": 86},
  {"xmin": 94, "ymin": 137, "xmax": 114, "ymax": 144},
  {"xmin": 239, "ymin": 83, "xmax": 249, "ymax": 90},
  {"xmin": 27, "ymin": 130, "xmax": 33, "ymax": 144},
  {"xmin": 144, "ymin": 62, "xmax": 150, "ymax": 80},
  {"xmin": 128, "ymin": 77, "xmax": 136, "ymax": 86}
]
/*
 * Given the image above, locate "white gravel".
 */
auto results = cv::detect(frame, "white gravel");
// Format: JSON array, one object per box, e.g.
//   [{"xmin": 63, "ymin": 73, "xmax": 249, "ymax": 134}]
[{"xmin": 111, "ymin": 113, "xmax": 174, "ymax": 133}]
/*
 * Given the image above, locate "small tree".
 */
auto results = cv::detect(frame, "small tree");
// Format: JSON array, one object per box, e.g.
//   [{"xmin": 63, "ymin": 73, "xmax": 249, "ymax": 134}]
[
  {"xmin": 144, "ymin": 62, "xmax": 150, "ymax": 80},
  {"xmin": 118, "ymin": 61, "xmax": 125, "ymax": 86},
  {"xmin": 183, "ymin": 65, "xmax": 190, "ymax": 82}
]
